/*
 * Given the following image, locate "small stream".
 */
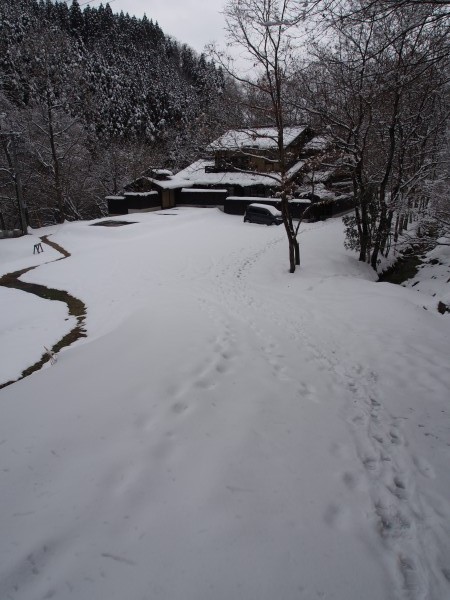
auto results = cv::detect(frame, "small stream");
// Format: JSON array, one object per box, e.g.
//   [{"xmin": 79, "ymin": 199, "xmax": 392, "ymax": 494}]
[
  {"xmin": 378, "ymin": 245, "xmax": 449, "ymax": 315},
  {"xmin": 0, "ymin": 236, "xmax": 87, "ymax": 390},
  {"xmin": 378, "ymin": 249, "xmax": 423, "ymax": 285}
]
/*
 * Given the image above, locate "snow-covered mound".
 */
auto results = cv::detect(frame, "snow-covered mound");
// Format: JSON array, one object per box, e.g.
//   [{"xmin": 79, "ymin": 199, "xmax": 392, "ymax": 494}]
[{"xmin": 1, "ymin": 209, "xmax": 449, "ymax": 600}]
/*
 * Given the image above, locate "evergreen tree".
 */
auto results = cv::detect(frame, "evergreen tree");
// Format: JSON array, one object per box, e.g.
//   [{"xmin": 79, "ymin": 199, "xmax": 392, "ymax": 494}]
[{"xmin": 69, "ymin": 0, "xmax": 83, "ymax": 35}]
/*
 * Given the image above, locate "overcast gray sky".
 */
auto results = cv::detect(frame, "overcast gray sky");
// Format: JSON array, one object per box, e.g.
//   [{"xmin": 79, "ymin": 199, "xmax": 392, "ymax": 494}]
[{"xmin": 83, "ymin": 0, "xmax": 227, "ymax": 54}]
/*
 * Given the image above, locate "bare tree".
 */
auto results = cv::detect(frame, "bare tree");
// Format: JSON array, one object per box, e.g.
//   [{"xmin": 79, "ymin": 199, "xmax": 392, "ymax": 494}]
[
  {"xmin": 0, "ymin": 135, "xmax": 27, "ymax": 235},
  {"xmin": 0, "ymin": 96, "xmax": 28, "ymax": 234},
  {"xmin": 295, "ymin": 0, "xmax": 449, "ymax": 267},
  {"xmin": 211, "ymin": 0, "xmax": 309, "ymax": 273}
]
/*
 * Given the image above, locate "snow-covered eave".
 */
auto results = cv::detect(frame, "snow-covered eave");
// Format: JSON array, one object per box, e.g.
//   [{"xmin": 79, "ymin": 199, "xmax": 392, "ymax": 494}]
[
  {"xmin": 286, "ymin": 160, "xmax": 306, "ymax": 179},
  {"xmin": 147, "ymin": 178, "xmax": 193, "ymax": 190},
  {"xmin": 175, "ymin": 159, "xmax": 307, "ymax": 189},
  {"xmin": 206, "ymin": 126, "xmax": 308, "ymax": 152},
  {"xmin": 303, "ymin": 136, "xmax": 332, "ymax": 152}
]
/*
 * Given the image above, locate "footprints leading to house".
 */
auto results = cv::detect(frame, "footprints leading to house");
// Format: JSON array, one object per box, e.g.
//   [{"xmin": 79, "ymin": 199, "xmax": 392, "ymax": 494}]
[
  {"xmin": 164, "ymin": 315, "xmax": 239, "ymax": 419},
  {"xmin": 216, "ymin": 242, "xmax": 449, "ymax": 599}
]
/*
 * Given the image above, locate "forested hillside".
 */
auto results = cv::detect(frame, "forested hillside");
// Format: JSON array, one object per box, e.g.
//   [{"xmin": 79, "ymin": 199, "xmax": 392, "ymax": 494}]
[{"xmin": 0, "ymin": 0, "xmax": 240, "ymax": 227}]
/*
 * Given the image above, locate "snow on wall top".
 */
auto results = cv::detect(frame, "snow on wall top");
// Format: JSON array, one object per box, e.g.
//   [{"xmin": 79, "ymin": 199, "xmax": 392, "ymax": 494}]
[
  {"xmin": 181, "ymin": 188, "xmax": 228, "ymax": 193},
  {"xmin": 227, "ymin": 196, "xmax": 277, "ymax": 201},
  {"xmin": 207, "ymin": 126, "xmax": 308, "ymax": 151},
  {"xmin": 124, "ymin": 191, "xmax": 158, "ymax": 196}
]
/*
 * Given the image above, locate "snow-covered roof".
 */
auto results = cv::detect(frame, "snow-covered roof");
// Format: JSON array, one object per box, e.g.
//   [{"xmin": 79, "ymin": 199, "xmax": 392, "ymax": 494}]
[
  {"xmin": 174, "ymin": 160, "xmax": 277, "ymax": 187},
  {"xmin": 303, "ymin": 136, "xmax": 331, "ymax": 152},
  {"xmin": 136, "ymin": 154, "xmax": 306, "ymax": 193},
  {"xmin": 105, "ymin": 196, "xmax": 125, "ymax": 200},
  {"xmin": 174, "ymin": 159, "xmax": 305, "ymax": 189},
  {"xmin": 207, "ymin": 126, "xmax": 308, "ymax": 151},
  {"xmin": 151, "ymin": 169, "xmax": 173, "ymax": 177},
  {"xmin": 144, "ymin": 176, "xmax": 192, "ymax": 190},
  {"xmin": 286, "ymin": 160, "xmax": 306, "ymax": 178},
  {"xmin": 296, "ymin": 183, "xmax": 334, "ymax": 201}
]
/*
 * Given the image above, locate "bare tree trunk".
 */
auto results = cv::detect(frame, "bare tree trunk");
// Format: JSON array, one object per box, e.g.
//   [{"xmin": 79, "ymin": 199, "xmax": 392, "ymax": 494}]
[
  {"xmin": 294, "ymin": 238, "xmax": 300, "ymax": 266},
  {"xmin": 394, "ymin": 213, "xmax": 400, "ymax": 243},
  {"xmin": 219, "ymin": 0, "xmax": 306, "ymax": 274},
  {"xmin": 380, "ymin": 210, "xmax": 394, "ymax": 256},
  {"xmin": 1, "ymin": 134, "xmax": 28, "ymax": 234},
  {"xmin": 371, "ymin": 87, "xmax": 400, "ymax": 270},
  {"xmin": 46, "ymin": 93, "xmax": 65, "ymax": 224}
]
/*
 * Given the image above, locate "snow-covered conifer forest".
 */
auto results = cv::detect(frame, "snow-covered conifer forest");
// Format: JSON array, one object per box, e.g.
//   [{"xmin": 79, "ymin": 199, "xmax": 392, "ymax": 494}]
[{"xmin": 0, "ymin": 0, "xmax": 242, "ymax": 226}]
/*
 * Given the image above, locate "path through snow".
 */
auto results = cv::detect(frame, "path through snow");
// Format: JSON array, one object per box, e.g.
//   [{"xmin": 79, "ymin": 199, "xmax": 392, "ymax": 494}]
[{"xmin": 0, "ymin": 209, "xmax": 449, "ymax": 600}]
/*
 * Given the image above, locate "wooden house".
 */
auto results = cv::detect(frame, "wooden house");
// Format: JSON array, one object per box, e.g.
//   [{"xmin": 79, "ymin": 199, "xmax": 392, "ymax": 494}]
[
  {"xmin": 207, "ymin": 126, "xmax": 313, "ymax": 174},
  {"xmin": 106, "ymin": 126, "xmax": 353, "ymax": 217}
]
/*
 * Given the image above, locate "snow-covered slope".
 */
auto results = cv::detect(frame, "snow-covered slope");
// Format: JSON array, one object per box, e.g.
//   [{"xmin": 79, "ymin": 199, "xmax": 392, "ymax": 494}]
[
  {"xmin": 402, "ymin": 242, "xmax": 450, "ymax": 311},
  {"xmin": 1, "ymin": 209, "xmax": 449, "ymax": 600}
]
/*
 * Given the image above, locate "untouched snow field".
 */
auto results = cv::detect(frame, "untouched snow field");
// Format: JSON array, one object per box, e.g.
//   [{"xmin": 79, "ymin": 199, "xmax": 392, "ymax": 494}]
[{"xmin": 1, "ymin": 208, "xmax": 449, "ymax": 600}]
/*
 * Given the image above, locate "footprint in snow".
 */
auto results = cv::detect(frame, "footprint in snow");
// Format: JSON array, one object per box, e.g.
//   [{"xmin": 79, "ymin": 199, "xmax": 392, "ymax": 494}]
[
  {"xmin": 375, "ymin": 503, "xmax": 411, "ymax": 539},
  {"xmin": 171, "ymin": 402, "xmax": 188, "ymax": 415},
  {"xmin": 388, "ymin": 477, "xmax": 407, "ymax": 500},
  {"xmin": 342, "ymin": 471, "xmax": 360, "ymax": 491},
  {"xmin": 323, "ymin": 503, "xmax": 350, "ymax": 529},
  {"xmin": 195, "ymin": 376, "xmax": 216, "ymax": 391},
  {"xmin": 297, "ymin": 381, "xmax": 315, "ymax": 400},
  {"xmin": 215, "ymin": 360, "xmax": 229, "ymax": 374},
  {"xmin": 362, "ymin": 456, "xmax": 379, "ymax": 471},
  {"xmin": 389, "ymin": 430, "xmax": 402, "ymax": 445},
  {"xmin": 398, "ymin": 555, "xmax": 428, "ymax": 596},
  {"xmin": 412, "ymin": 456, "xmax": 435, "ymax": 479}
]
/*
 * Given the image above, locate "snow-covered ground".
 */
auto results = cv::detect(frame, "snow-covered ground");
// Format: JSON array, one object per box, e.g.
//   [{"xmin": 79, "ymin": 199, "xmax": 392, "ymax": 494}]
[{"xmin": 1, "ymin": 208, "xmax": 449, "ymax": 600}]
